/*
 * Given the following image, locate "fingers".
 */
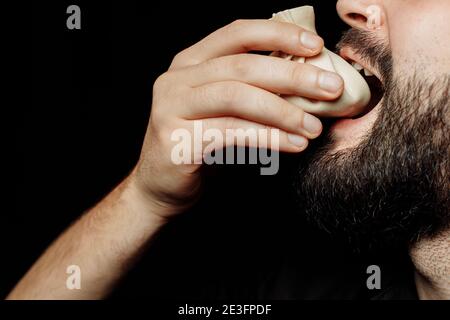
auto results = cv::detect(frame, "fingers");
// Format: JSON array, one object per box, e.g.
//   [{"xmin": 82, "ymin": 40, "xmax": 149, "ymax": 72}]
[
  {"xmin": 184, "ymin": 81, "xmax": 323, "ymax": 139},
  {"xmin": 201, "ymin": 117, "xmax": 309, "ymax": 154},
  {"xmin": 170, "ymin": 19, "xmax": 324, "ymax": 69},
  {"xmin": 177, "ymin": 54, "xmax": 344, "ymax": 100}
]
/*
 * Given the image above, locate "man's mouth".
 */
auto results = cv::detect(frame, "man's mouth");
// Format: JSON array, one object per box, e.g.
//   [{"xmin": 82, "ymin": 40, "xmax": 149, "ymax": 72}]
[
  {"xmin": 329, "ymin": 47, "xmax": 385, "ymax": 140},
  {"xmin": 339, "ymin": 47, "xmax": 385, "ymax": 119}
]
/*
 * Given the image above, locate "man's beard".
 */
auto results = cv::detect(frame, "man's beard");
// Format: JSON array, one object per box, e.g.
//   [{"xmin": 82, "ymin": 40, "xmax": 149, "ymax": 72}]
[{"xmin": 295, "ymin": 29, "xmax": 450, "ymax": 251}]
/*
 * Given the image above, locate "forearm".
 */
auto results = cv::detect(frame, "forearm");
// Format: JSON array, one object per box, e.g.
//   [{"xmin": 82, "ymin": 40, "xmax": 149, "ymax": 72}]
[{"xmin": 7, "ymin": 174, "xmax": 168, "ymax": 300}]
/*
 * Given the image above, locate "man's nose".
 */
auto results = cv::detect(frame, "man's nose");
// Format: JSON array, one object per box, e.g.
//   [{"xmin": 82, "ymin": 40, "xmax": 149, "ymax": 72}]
[{"xmin": 336, "ymin": 0, "xmax": 386, "ymax": 31}]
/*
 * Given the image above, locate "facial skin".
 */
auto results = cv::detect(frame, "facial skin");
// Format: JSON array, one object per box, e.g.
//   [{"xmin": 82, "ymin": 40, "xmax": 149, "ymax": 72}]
[
  {"xmin": 295, "ymin": 0, "xmax": 450, "ymax": 250},
  {"xmin": 334, "ymin": 0, "xmax": 450, "ymax": 150}
]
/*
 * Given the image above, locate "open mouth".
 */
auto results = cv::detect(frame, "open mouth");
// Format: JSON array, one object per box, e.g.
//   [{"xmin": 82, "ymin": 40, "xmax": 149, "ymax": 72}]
[{"xmin": 339, "ymin": 47, "xmax": 385, "ymax": 119}]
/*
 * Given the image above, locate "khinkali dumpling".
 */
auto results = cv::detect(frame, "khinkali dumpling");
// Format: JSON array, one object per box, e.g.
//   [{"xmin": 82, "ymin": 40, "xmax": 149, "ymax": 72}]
[{"xmin": 271, "ymin": 6, "xmax": 371, "ymax": 117}]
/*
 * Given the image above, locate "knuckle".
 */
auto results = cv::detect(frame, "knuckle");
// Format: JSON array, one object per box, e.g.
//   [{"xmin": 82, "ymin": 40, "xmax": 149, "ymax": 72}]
[
  {"xmin": 229, "ymin": 19, "xmax": 247, "ymax": 31},
  {"xmin": 277, "ymin": 101, "xmax": 304, "ymax": 130},
  {"xmin": 171, "ymin": 51, "xmax": 186, "ymax": 67},
  {"xmin": 253, "ymin": 91, "xmax": 271, "ymax": 114},
  {"xmin": 226, "ymin": 19, "xmax": 253, "ymax": 40},
  {"xmin": 289, "ymin": 64, "xmax": 308, "ymax": 85},
  {"xmin": 152, "ymin": 73, "xmax": 184, "ymax": 121},
  {"xmin": 153, "ymin": 72, "xmax": 171, "ymax": 92},
  {"xmin": 153, "ymin": 72, "xmax": 180, "ymax": 100},
  {"xmin": 171, "ymin": 50, "xmax": 198, "ymax": 68},
  {"xmin": 276, "ymin": 102, "xmax": 293, "ymax": 123},
  {"xmin": 277, "ymin": 101, "xmax": 302, "ymax": 130},
  {"xmin": 202, "ymin": 58, "xmax": 220, "ymax": 75},
  {"xmin": 230, "ymin": 55, "xmax": 251, "ymax": 78},
  {"xmin": 192, "ymin": 85, "xmax": 212, "ymax": 110},
  {"xmin": 219, "ymin": 82, "xmax": 242, "ymax": 108}
]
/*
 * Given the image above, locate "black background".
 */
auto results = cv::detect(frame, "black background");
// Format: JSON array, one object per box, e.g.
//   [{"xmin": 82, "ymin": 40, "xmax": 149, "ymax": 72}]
[{"xmin": 9, "ymin": 0, "xmax": 408, "ymax": 299}]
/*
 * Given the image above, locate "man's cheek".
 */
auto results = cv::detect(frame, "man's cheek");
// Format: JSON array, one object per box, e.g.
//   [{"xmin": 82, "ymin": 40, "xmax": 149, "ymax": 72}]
[{"xmin": 388, "ymin": 2, "xmax": 450, "ymax": 76}]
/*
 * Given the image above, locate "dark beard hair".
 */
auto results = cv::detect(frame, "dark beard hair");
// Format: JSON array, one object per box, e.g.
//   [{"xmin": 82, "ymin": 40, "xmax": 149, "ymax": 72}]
[{"xmin": 295, "ymin": 29, "xmax": 450, "ymax": 252}]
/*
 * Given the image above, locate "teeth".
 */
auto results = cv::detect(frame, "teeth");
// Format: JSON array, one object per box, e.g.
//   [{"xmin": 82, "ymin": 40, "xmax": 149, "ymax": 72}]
[
  {"xmin": 364, "ymin": 68, "xmax": 374, "ymax": 76},
  {"xmin": 352, "ymin": 62, "xmax": 363, "ymax": 71},
  {"xmin": 351, "ymin": 61, "xmax": 375, "ymax": 76}
]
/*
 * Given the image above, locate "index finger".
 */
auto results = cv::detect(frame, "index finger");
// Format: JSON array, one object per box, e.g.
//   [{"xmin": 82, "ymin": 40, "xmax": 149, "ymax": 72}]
[{"xmin": 170, "ymin": 19, "xmax": 324, "ymax": 70}]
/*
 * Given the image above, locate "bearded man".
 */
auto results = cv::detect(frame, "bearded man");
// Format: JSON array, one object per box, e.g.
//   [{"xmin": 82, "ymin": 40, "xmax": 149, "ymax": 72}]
[{"xmin": 11, "ymin": 0, "xmax": 449, "ymax": 300}]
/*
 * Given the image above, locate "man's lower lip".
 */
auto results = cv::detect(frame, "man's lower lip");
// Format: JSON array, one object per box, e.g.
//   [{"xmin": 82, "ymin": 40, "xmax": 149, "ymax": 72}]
[
  {"xmin": 331, "ymin": 117, "xmax": 365, "ymax": 130},
  {"xmin": 330, "ymin": 102, "xmax": 381, "ymax": 132}
]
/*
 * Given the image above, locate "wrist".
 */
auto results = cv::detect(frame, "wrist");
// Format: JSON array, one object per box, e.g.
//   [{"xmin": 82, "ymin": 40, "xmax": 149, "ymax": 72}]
[{"xmin": 123, "ymin": 170, "xmax": 178, "ymax": 224}]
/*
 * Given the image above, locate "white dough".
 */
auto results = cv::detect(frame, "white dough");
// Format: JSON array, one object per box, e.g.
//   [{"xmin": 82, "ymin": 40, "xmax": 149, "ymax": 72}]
[{"xmin": 271, "ymin": 6, "xmax": 371, "ymax": 117}]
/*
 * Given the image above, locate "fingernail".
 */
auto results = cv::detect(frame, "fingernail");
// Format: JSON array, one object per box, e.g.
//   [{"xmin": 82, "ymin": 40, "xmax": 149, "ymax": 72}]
[
  {"xmin": 303, "ymin": 113, "xmax": 322, "ymax": 135},
  {"xmin": 300, "ymin": 31, "xmax": 323, "ymax": 50},
  {"xmin": 288, "ymin": 134, "xmax": 308, "ymax": 148},
  {"xmin": 319, "ymin": 72, "xmax": 343, "ymax": 93}
]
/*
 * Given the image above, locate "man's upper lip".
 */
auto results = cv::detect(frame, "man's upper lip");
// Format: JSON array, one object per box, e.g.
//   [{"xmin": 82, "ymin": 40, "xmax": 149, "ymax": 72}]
[{"xmin": 339, "ymin": 46, "xmax": 382, "ymax": 82}]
